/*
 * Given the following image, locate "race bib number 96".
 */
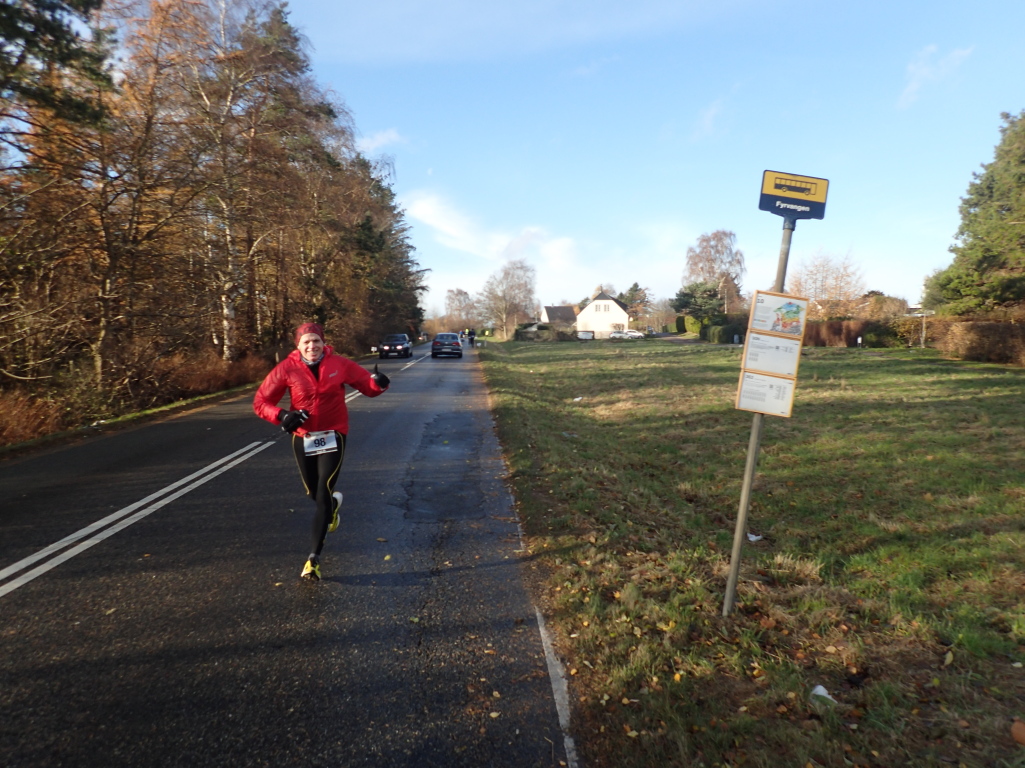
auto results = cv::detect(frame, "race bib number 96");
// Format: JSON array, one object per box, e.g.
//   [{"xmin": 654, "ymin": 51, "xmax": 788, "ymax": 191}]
[{"xmin": 303, "ymin": 430, "xmax": 338, "ymax": 456}]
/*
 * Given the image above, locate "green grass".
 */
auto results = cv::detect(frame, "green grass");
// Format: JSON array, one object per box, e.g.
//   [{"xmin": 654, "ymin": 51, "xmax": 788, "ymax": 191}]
[{"xmin": 480, "ymin": 340, "xmax": 1025, "ymax": 768}]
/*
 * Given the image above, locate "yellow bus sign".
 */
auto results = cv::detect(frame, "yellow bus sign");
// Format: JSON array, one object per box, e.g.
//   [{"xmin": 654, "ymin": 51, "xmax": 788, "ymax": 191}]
[{"xmin": 759, "ymin": 170, "xmax": 828, "ymax": 220}]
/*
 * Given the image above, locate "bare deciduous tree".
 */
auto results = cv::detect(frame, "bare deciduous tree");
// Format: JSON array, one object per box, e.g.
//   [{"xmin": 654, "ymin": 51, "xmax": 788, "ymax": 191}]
[
  {"xmin": 685, "ymin": 230, "xmax": 745, "ymax": 283},
  {"xmin": 444, "ymin": 288, "xmax": 479, "ymax": 331},
  {"xmin": 476, "ymin": 259, "xmax": 536, "ymax": 340},
  {"xmin": 684, "ymin": 230, "xmax": 745, "ymax": 314},
  {"xmin": 645, "ymin": 297, "xmax": 677, "ymax": 331},
  {"xmin": 860, "ymin": 291, "xmax": 908, "ymax": 321},
  {"xmin": 786, "ymin": 251, "xmax": 866, "ymax": 320}
]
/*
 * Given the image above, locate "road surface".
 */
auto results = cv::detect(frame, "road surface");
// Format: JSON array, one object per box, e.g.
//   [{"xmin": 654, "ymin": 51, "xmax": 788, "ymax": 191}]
[{"xmin": 0, "ymin": 345, "xmax": 574, "ymax": 768}]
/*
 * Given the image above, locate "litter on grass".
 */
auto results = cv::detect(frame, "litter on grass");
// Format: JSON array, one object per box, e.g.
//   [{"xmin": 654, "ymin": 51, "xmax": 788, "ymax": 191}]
[{"xmin": 810, "ymin": 685, "xmax": 837, "ymax": 706}]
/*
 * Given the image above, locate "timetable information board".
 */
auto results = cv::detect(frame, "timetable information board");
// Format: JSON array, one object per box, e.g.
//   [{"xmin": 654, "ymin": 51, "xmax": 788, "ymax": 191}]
[
  {"xmin": 742, "ymin": 331, "xmax": 802, "ymax": 378},
  {"xmin": 736, "ymin": 371, "xmax": 796, "ymax": 418},
  {"xmin": 736, "ymin": 290, "xmax": 809, "ymax": 418}
]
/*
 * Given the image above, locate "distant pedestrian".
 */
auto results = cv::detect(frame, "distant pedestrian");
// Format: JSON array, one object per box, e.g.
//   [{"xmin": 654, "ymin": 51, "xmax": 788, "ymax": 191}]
[{"xmin": 253, "ymin": 323, "xmax": 389, "ymax": 581}]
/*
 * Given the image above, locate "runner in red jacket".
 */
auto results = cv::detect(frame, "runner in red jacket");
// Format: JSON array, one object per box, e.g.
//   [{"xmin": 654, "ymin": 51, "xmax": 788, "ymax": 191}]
[{"xmin": 254, "ymin": 322, "xmax": 389, "ymax": 581}]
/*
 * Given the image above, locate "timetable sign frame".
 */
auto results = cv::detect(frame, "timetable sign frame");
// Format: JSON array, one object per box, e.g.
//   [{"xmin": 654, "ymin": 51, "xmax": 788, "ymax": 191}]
[
  {"xmin": 742, "ymin": 331, "xmax": 803, "ymax": 379},
  {"xmin": 749, "ymin": 291, "xmax": 810, "ymax": 342},
  {"xmin": 735, "ymin": 290, "xmax": 810, "ymax": 418},
  {"xmin": 758, "ymin": 170, "xmax": 828, "ymax": 220},
  {"xmin": 735, "ymin": 371, "xmax": 796, "ymax": 418}
]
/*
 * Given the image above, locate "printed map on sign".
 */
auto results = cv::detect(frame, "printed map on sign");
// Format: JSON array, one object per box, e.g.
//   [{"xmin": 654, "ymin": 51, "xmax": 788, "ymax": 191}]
[{"xmin": 750, "ymin": 293, "xmax": 809, "ymax": 338}]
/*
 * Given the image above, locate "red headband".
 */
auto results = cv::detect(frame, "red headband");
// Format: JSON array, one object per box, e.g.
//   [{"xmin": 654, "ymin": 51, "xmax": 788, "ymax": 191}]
[{"xmin": 294, "ymin": 323, "xmax": 325, "ymax": 345}]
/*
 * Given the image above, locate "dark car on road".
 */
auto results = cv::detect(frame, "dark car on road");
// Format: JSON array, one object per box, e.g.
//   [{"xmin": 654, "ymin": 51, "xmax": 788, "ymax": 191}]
[
  {"xmin": 379, "ymin": 333, "xmax": 412, "ymax": 359},
  {"xmin": 431, "ymin": 333, "xmax": 462, "ymax": 358}
]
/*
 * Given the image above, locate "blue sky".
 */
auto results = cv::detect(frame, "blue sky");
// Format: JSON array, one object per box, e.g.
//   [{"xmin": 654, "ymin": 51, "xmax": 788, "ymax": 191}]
[{"xmin": 284, "ymin": 0, "xmax": 1025, "ymax": 315}]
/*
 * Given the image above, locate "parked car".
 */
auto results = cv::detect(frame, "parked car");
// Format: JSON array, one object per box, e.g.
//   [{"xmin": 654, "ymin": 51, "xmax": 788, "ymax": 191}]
[
  {"xmin": 379, "ymin": 333, "xmax": 412, "ymax": 358},
  {"xmin": 624, "ymin": 329, "xmax": 645, "ymax": 339},
  {"xmin": 431, "ymin": 332, "xmax": 463, "ymax": 358}
]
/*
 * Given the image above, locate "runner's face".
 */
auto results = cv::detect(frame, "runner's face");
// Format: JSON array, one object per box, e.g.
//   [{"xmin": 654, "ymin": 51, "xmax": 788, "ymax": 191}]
[{"xmin": 298, "ymin": 333, "xmax": 324, "ymax": 360}]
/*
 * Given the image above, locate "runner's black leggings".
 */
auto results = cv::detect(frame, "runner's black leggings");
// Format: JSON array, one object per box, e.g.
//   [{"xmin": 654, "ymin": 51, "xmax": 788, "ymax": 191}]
[{"xmin": 291, "ymin": 432, "xmax": 347, "ymax": 556}]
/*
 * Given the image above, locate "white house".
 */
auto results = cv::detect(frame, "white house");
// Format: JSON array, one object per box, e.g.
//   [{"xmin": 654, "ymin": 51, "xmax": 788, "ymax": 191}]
[{"xmin": 575, "ymin": 291, "xmax": 630, "ymax": 339}]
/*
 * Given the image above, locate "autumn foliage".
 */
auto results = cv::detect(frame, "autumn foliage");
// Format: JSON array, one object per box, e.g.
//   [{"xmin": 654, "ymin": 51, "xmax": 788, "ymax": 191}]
[{"xmin": 0, "ymin": 0, "xmax": 424, "ymax": 440}]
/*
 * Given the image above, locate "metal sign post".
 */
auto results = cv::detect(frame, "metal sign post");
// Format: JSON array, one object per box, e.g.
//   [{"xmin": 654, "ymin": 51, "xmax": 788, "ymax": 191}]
[
  {"xmin": 909, "ymin": 311, "xmax": 935, "ymax": 348},
  {"xmin": 722, "ymin": 171, "xmax": 829, "ymax": 616}
]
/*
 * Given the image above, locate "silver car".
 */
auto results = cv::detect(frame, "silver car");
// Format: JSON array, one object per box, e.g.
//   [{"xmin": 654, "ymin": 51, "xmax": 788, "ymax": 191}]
[{"xmin": 431, "ymin": 333, "xmax": 463, "ymax": 358}]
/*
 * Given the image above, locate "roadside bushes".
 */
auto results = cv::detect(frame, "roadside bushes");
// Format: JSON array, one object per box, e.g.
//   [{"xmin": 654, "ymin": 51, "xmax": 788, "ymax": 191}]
[
  {"xmin": 941, "ymin": 321, "xmax": 1025, "ymax": 364},
  {"xmin": 154, "ymin": 350, "xmax": 270, "ymax": 399},
  {"xmin": 0, "ymin": 350, "xmax": 271, "ymax": 449},
  {"xmin": 804, "ymin": 320, "xmax": 899, "ymax": 347},
  {"xmin": 515, "ymin": 325, "xmax": 576, "ymax": 341},
  {"xmin": 707, "ymin": 324, "xmax": 746, "ymax": 344},
  {"xmin": 892, "ymin": 315, "xmax": 955, "ymax": 348},
  {"xmin": 0, "ymin": 390, "xmax": 65, "ymax": 447},
  {"xmin": 674, "ymin": 314, "xmax": 705, "ymax": 335}
]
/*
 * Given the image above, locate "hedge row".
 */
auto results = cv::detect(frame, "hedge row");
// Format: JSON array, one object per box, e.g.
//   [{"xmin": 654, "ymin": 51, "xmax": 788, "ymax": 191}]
[
  {"xmin": 673, "ymin": 312, "xmax": 1025, "ymax": 366},
  {"xmin": 941, "ymin": 321, "xmax": 1025, "ymax": 365},
  {"xmin": 707, "ymin": 324, "xmax": 746, "ymax": 344}
]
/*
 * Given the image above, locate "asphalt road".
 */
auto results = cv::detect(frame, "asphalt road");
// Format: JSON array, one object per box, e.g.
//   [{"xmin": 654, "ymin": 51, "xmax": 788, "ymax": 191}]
[{"xmin": 0, "ymin": 345, "xmax": 573, "ymax": 768}]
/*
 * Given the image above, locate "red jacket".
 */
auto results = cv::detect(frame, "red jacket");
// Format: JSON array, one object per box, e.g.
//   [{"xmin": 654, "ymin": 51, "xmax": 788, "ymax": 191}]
[{"xmin": 253, "ymin": 346, "xmax": 386, "ymax": 436}]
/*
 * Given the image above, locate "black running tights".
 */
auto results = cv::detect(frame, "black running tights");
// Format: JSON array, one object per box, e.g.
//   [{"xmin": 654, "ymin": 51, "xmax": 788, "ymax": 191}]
[{"xmin": 291, "ymin": 432, "xmax": 346, "ymax": 556}]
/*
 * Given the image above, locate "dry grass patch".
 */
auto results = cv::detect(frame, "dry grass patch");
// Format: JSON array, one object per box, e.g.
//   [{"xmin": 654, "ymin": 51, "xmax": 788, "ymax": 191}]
[{"xmin": 481, "ymin": 341, "xmax": 1025, "ymax": 768}]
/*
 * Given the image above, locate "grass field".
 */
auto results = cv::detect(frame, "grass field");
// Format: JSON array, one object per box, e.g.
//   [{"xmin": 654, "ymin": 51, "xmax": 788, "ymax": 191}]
[{"xmin": 479, "ymin": 339, "xmax": 1025, "ymax": 768}]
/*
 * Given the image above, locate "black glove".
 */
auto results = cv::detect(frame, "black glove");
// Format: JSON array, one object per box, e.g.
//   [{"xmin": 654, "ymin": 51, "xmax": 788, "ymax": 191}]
[
  {"xmin": 372, "ymin": 364, "xmax": 390, "ymax": 389},
  {"xmin": 279, "ymin": 409, "xmax": 309, "ymax": 433}
]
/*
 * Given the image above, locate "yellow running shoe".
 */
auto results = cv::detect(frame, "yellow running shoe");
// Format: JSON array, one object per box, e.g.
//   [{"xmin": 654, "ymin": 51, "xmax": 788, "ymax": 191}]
[
  {"xmin": 328, "ymin": 491, "xmax": 343, "ymax": 533},
  {"xmin": 301, "ymin": 556, "xmax": 320, "ymax": 581}
]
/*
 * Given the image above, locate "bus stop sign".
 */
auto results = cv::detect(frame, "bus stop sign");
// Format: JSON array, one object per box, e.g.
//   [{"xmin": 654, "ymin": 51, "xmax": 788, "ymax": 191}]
[{"xmin": 759, "ymin": 170, "xmax": 828, "ymax": 220}]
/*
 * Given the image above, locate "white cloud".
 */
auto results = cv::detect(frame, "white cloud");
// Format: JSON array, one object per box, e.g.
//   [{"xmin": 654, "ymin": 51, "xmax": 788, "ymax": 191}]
[
  {"xmin": 898, "ymin": 45, "xmax": 972, "ymax": 109},
  {"xmin": 539, "ymin": 237, "xmax": 578, "ymax": 272},
  {"xmin": 404, "ymin": 192, "xmax": 489, "ymax": 256},
  {"xmin": 635, "ymin": 220, "xmax": 696, "ymax": 259},
  {"xmin": 402, "ymin": 191, "xmax": 584, "ymax": 307},
  {"xmin": 692, "ymin": 98, "xmax": 725, "ymax": 140},
  {"xmin": 404, "ymin": 191, "xmax": 581, "ymax": 267},
  {"xmin": 571, "ymin": 55, "xmax": 621, "ymax": 77},
  {"xmin": 356, "ymin": 128, "xmax": 406, "ymax": 154}
]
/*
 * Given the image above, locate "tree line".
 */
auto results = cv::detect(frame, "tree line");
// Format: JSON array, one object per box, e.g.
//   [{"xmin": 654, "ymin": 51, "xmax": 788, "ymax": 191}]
[
  {"xmin": 438, "ymin": 227, "xmax": 909, "ymax": 344},
  {"xmin": 668, "ymin": 230, "xmax": 907, "ymax": 326},
  {"xmin": 924, "ymin": 110, "xmax": 1025, "ymax": 316},
  {"xmin": 0, "ymin": 0, "xmax": 425, "ymax": 416},
  {"xmin": 437, "ymin": 258, "xmax": 538, "ymax": 340}
]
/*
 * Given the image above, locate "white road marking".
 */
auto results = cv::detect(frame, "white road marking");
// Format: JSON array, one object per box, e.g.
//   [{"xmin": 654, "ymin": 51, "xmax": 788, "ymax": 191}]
[
  {"xmin": 0, "ymin": 441, "xmax": 273, "ymax": 599},
  {"xmin": 401, "ymin": 353, "xmax": 428, "ymax": 370},
  {"xmin": 535, "ymin": 607, "xmax": 581, "ymax": 768},
  {"xmin": 506, "ymin": 470, "xmax": 579, "ymax": 767},
  {"xmin": 345, "ymin": 353, "xmax": 428, "ymax": 402}
]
